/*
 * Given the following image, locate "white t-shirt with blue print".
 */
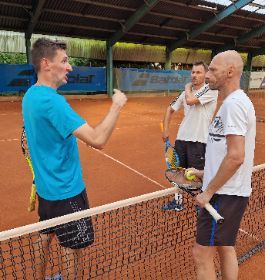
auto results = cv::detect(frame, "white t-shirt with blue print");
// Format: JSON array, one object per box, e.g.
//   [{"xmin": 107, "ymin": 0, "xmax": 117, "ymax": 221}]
[
  {"xmin": 202, "ymin": 90, "xmax": 256, "ymax": 197},
  {"xmin": 22, "ymin": 85, "xmax": 86, "ymax": 201}
]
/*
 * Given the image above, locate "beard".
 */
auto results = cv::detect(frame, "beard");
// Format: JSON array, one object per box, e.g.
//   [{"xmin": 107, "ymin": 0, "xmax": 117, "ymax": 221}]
[
  {"xmin": 207, "ymin": 82, "xmax": 219, "ymax": 90},
  {"xmin": 206, "ymin": 79, "xmax": 218, "ymax": 90}
]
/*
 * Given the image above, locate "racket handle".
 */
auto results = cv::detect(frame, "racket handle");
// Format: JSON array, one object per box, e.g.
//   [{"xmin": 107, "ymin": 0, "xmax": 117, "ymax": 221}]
[
  {"xmin": 28, "ymin": 184, "xmax": 37, "ymax": 212},
  {"xmin": 204, "ymin": 203, "xmax": 224, "ymax": 224}
]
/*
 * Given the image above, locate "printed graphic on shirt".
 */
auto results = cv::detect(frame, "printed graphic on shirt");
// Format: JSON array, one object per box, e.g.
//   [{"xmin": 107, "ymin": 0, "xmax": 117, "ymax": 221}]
[
  {"xmin": 209, "ymin": 116, "xmax": 225, "ymax": 143},
  {"xmin": 170, "ymin": 93, "xmax": 181, "ymax": 106},
  {"xmin": 195, "ymin": 84, "xmax": 209, "ymax": 98}
]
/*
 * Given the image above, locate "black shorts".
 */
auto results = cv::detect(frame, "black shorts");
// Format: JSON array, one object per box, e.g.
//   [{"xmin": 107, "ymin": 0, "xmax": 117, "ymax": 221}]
[
  {"xmin": 196, "ymin": 194, "xmax": 249, "ymax": 246},
  {"xmin": 174, "ymin": 140, "xmax": 206, "ymax": 169},
  {"xmin": 38, "ymin": 189, "xmax": 94, "ymax": 249}
]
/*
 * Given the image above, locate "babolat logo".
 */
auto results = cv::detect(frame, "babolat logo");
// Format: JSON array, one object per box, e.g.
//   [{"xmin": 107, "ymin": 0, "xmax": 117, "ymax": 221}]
[
  {"xmin": 8, "ymin": 69, "xmax": 35, "ymax": 86},
  {"xmin": 68, "ymin": 74, "xmax": 95, "ymax": 84},
  {"xmin": 132, "ymin": 72, "xmax": 189, "ymax": 86},
  {"xmin": 132, "ymin": 73, "xmax": 150, "ymax": 86}
]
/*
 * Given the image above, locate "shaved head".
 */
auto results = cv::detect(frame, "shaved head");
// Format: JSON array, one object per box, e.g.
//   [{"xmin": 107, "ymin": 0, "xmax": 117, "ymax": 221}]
[
  {"xmin": 214, "ymin": 50, "xmax": 243, "ymax": 76},
  {"xmin": 206, "ymin": 50, "xmax": 244, "ymax": 96}
]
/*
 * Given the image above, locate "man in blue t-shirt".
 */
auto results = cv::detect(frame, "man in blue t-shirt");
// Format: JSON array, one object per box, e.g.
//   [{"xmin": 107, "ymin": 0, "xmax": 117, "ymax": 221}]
[{"xmin": 22, "ymin": 38, "xmax": 127, "ymax": 279}]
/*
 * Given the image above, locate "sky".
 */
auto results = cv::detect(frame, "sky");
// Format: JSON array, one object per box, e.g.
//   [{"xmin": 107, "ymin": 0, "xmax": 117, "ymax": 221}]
[{"xmin": 203, "ymin": 0, "xmax": 265, "ymax": 14}]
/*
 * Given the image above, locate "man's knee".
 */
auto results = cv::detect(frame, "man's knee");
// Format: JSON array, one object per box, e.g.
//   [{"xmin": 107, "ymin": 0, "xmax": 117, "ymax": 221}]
[
  {"xmin": 192, "ymin": 243, "xmax": 203, "ymax": 265},
  {"xmin": 192, "ymin": 243, "xmax": 215, "ymax": 266},
  {"xmin": 217, "ymin": 246, "xmax": 237, "ymax": 260}
]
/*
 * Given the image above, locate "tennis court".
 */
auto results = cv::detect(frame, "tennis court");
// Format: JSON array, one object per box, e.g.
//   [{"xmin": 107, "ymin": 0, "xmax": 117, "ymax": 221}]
[{"xmin": 0, "ymin": 93, "xmax": 264, "ymax": 279}]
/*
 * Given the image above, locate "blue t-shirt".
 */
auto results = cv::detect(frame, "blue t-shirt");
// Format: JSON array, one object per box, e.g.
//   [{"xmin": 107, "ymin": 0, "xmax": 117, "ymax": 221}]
[{"xmin": 22, "ymin": 85, "xmax": 86, "ymax": 200}]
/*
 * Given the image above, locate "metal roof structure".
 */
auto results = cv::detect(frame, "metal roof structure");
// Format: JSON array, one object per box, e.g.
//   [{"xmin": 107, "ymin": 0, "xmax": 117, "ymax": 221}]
[{"xmin": 0, "ymin": 0, "xmax": 265, "ymax": 56}]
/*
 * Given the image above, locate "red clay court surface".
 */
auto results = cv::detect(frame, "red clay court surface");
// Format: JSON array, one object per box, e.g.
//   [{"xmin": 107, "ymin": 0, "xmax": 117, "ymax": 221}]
[{"xmin": 0, "ymin": 93, "xmax": 264, "ymax": 279}]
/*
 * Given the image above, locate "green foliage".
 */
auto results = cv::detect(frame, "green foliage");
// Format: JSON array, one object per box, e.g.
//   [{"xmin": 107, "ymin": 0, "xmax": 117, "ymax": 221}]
[
  {"xmin": 69, "ymin": 57, "xmax": 105, "ymax": 67},
  {"xmin": 0, "ymin": 52, "xmax": 27, "ymax": 64}
]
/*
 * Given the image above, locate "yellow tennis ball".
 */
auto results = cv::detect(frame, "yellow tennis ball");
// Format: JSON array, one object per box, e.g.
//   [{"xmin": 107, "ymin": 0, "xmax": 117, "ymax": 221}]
[{"xmin": 185, "ymin": 170, "xmax": 196, "ymax": 181}]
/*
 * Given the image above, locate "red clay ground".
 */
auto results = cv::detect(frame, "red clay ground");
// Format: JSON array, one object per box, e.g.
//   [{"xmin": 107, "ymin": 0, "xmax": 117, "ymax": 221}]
[{"xmin": 0, "ymin": 93, "xmax": 264, "ymax": 279}]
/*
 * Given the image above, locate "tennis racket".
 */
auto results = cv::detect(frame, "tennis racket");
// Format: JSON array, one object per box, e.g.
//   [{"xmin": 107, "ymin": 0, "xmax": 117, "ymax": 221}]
[
  {"xmin": 160, "ymin": 122, "xmax": 180, "ymax": 169},
  {"xmin": 21, "ymin": 126, "xmax": 36, "ymax": 212},
  {"xmin": 165, "ymin": 168, "xmax": 224, "ymax": 224}
]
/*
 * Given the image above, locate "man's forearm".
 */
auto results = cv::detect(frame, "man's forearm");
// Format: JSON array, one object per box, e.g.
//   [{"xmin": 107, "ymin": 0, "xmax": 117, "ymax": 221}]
[
  {"xmin": 162, "ymin": 107, "xmax": 173, "ymax": 140},
  {"xmin": 74, "ymin": 103, "xmax": 123, "ymax": 149},
  {"xmin": 205, "ymin": 155, "xmax": 243, "ymax": 196},
  {"xmin": 185, "ymin": 83, "xmax": 199, "ymax": 105},
  {"xmin": 93, "ymin": 103, "xmax": 122, "ymax": 145}
]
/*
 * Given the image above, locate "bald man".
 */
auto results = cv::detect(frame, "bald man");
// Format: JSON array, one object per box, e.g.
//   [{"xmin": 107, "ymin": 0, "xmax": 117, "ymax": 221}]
[{"xmin": 189, "ymin": 51, "xmax": 256, "ymax": 280}]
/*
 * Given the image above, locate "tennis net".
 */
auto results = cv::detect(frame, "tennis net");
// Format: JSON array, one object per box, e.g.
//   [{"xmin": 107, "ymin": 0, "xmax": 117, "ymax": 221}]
[{"xmin": 0, "ymin": 164, "xmax": 264, "ymax": 279}]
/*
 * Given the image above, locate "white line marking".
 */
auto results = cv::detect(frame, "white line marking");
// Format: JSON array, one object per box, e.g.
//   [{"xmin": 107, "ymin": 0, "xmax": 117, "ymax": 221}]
[
  {"xmin": 0, "ymin": 113, "xmax": 20, "ymax": 116},
  {"xmin": 81, "ymin": 143, "xmax": 167, "ymax": 190},
  {"xmin": 115, "ymin": 123, "xmax": 160, "ymax": 130},
  {"xmin": 239, "ymin": 228, "xmax": 260, "ymax": 242},
  {"xmin": 0, "ymin": 138, "xmax": 19, "ymax": 142},
  {"xmin": 123, "ymin": 111, "xmax": 159, "ymax": 122}
]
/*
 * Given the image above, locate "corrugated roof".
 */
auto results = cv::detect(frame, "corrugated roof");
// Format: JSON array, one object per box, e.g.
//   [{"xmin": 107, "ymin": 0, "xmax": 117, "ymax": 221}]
[{"xmin": 0, "ymin": 0, "xmax": 264, "ymax": 55}]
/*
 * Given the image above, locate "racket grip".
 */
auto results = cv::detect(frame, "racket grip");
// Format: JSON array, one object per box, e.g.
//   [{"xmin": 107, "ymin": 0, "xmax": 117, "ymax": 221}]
[
  {"xmin": 204, "ymin": 203, "xmax": 224, "ymax": 224},
  {"xmin": 28, "ymin": 184, "xmax": 37, "ymax": 212}
]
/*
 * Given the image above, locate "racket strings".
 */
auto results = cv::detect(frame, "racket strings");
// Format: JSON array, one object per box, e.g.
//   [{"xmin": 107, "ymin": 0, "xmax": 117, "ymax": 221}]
[
  {"xmin": 165, "ymin": 169, "xmax": 202, "ymax": 190},
  {"xmin": 21, "ymin": 127, "xmax": 37, "ymax": 212},
  {"xmin": 166, "ymin": 146, "xmax": 179, "ymax": 168},
  {"xmin": 21, "ymin": 128, "xmax": 30, "ymax": 158}
]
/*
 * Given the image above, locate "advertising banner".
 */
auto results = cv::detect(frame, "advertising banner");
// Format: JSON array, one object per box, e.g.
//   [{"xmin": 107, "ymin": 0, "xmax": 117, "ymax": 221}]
[
  {"xmin": 0, "ymin": 65, "xmax": 106, "ymax": 93},
  {"xmin": 115, "ymin": 68, "xmax": 191, "ymax": 92}
]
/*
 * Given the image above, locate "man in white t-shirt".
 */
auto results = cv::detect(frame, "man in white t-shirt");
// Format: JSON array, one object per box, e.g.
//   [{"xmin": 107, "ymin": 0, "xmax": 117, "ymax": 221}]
[
  {"xmin": 190, "ymin": 51, "xmax": 256, "ymax": 280},
  {"xmin": 162, "ymin": 61, "xmax": 218, "ymax": 211}
]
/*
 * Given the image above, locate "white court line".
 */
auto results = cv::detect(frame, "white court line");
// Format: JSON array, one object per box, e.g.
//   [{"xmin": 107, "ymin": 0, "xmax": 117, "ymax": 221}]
[
  {"xmin": 115, "ymin": 124, "xmax": 156, "ymax": 130},
  {"xmin": 0, "ymin": 138, "xmax": 19, "ymax": 142},
  {"xmin": 239, "ymin": 228, "xmax": 260, "ymax": 242},
  {"xmin": 123, "ymin": 111, "xmax": 159, "ymax": 122},
  {"xmin": 0, "ymin": 113, "xmax": 21, "ymax": 116},
  {"xmin": 84, "ymin": 144, "xmax": 167, "ymax": 190}
]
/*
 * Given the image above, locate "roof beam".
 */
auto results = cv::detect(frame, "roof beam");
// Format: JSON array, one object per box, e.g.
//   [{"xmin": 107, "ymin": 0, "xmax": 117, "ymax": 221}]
[
  {"xmin": 43, "ymin": 8, "xmax": 119, "ymax": 22},
  {"xmin": 42, "ymin": 9, "xmax": 240, "ymax": 41},
  {"xmin": 73, "ymin": 0, "xmax": 135, "ymax": 11},
  {"xmin": 43, "ymin": 8, "xmax": 187, "ymax": 33},
  {"xmin": 127, "ymin": 31, "xmax": 175, "ymax": 40},
  {"xmin": 217, "ymin": 23, "xmax": 265, "ymax": 51},
  {"xmin": 0, "ymin": 15, "xmax": 28, "ymax": 22},
  {"xmin": 0, "ymin": 1, "xmax": 31, "ymax": 9},
  {"xmin": 236, "ymin": 24, "xmax": 265, "ymax": 44},
  {"xmin": 167, "ymin": 0, "xmax": 253, "ymax": 52},
  {"xmin": 161, "ymin": 0, "xmax": 264, "ymax": 23},
  {"xmin": 150, "ymin": 11, "xmax": 201, "ymax": 23},
  {"xmin": 108, "ymin": 0, "xmax": 160, "ymax": 46},
  {"xmin": 40, "ymin": 20, "xmax": 115, "ymax": 33},
  {"xmin": 25, "ymin": 0, "xmax": 46, "ymax": 39},
  {"xmin": 252, "ymin": 45, "xmax": 265, "ymax": 56},
  {"xmin": 151, "ymin": 10, "xmax": 250, "ymax": 31},
  {"xmin": 43, "ymin": 7, "xmax": 250, "ymax": 33}
]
